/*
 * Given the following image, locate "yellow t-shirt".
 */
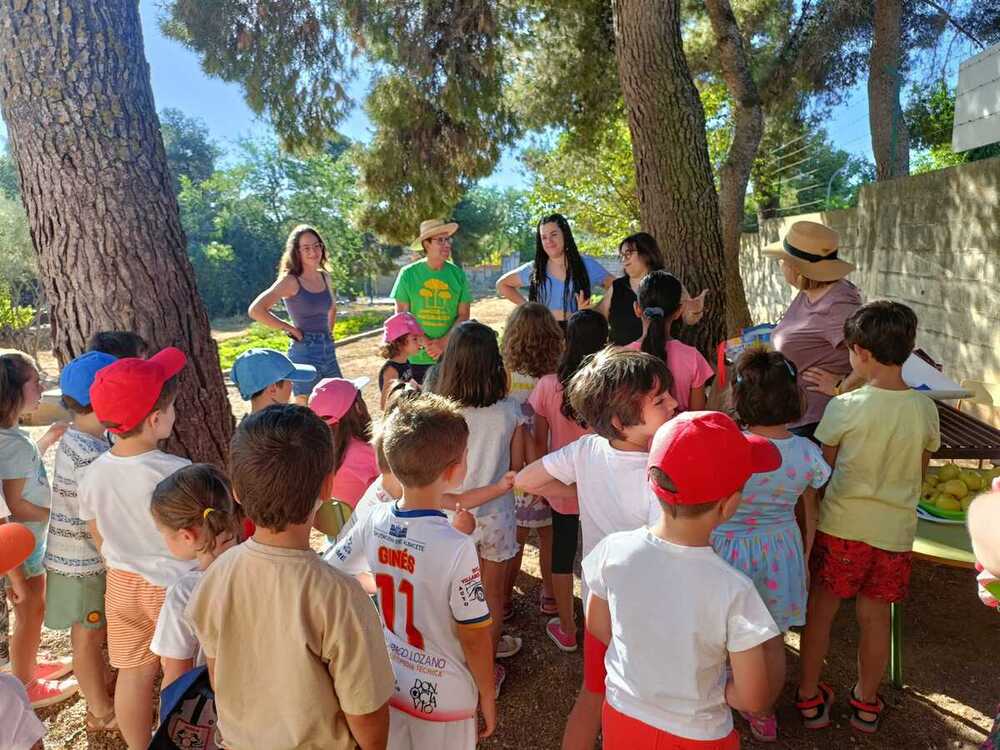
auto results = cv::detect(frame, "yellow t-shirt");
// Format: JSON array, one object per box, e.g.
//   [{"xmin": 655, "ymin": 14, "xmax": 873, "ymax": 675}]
[
  {"xmin": 186, "ymin": 540, "xmax": 394, "ymax": 750},
  {"xmin": 815, "ymin": 385, "xmax": 941, "ymax": 552}
]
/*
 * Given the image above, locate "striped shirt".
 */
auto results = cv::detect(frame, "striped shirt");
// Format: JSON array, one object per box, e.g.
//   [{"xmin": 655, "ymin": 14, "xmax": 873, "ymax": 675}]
[{"xmin": 45, "ymin": 427, "xmax": 109, "ymax": 577}]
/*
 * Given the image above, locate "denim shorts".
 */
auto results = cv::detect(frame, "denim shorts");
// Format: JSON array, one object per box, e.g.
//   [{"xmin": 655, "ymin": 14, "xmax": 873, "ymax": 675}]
[
  {"xmin": 288, "ymin": 332, "xmax": 343, "ymax": 396},
  {"xmin": 22, "ymin": 520, "xmax": 48, "ymax": 579}
]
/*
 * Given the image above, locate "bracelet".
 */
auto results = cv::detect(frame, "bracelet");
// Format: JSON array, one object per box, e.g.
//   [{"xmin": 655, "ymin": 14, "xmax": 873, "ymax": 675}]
[{"xmin": 833, "ymin": 378, "xmax": 844, "ymax": 396}]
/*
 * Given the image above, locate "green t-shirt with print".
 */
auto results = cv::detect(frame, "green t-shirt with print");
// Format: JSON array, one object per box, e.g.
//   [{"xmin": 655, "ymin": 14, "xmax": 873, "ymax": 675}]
[{"xmin": 391, "ymin": 259, "xmax": 472, "ymax": 365}]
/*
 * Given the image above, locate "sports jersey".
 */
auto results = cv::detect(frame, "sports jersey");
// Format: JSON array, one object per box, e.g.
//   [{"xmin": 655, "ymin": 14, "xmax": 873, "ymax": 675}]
[{"xmin": 326, "ymin": 502, "xmax": 491, "ymax": 722}]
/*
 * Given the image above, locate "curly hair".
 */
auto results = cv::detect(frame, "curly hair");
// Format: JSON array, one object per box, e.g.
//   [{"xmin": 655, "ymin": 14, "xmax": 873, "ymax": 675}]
[{"xmin": 501, "ymin": 303, "xmax": 564, "ymax": 379}]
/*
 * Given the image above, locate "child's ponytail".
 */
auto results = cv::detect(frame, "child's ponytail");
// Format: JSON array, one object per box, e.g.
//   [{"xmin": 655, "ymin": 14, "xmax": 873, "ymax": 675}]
[
  {"xmin": 151, "ymin": 464, "xmax": 244, "ymax": 553},
  {"xmin": 557, "ymin": 310, "xmax": 609, "ymax": 425},
  {"xmin": 0, "ymin": 352, "xmax": 37, "ymax": 428},
  {"xmin": 637, "ymin": 271, "xmax": 683, "ymax": 374}
]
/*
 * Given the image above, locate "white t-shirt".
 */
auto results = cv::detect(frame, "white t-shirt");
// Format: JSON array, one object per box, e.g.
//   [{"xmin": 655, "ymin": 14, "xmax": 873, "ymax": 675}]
[
  {"xmin": 334, "ymin": 475, "xmax": 397, "ymax": 545},
  {"xmin": 456, "ymin": 399, "xmax": 522, "ymax": 517},
  {"xmin": 543, "ymin": 435, "xmax": 660, "ymax": 560},
  {"xmin": 583, "ymin": 529, "xmax": 779, "ymax": 741},
  {"xmin": 77, "ymin": 449, "xmax": 196, "ymax": 587},
  {"xmin": 151, "ymin": 569, "xmax": 205, "ymax": 665},
  {"xmin": 0, "ymin": 673, "xmax": 45, "ymax": 750},
  {"xmin": 326, "ymin": 501, "xmax": 492, "ymax": 721}
]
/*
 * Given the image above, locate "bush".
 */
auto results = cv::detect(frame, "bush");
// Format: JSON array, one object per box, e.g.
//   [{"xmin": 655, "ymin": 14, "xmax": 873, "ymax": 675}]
[{"xmin": 217, "ymin": 311, "xmax": 391, "ymax": 371}]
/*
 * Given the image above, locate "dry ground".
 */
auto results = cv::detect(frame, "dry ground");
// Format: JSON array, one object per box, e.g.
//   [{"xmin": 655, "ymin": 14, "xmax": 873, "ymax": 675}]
[{"xmin": 18, "ymin": 296, "xmax": 999, "ymax": 749}]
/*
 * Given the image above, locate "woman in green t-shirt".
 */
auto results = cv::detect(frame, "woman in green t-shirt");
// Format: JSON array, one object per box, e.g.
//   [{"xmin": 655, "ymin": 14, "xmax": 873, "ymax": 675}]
[{"xmin": 390, "ymin": 219, "xmax": 472, "ymax": 384}]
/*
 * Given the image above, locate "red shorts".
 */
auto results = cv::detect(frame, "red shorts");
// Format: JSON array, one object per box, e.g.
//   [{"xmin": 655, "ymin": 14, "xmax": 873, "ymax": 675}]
[
  {"xmin": 809, "ymin": 531, "xmax": 912, "ymax": 603},
  {"xmin": 583, "ymin": 627, "xmax": 608, "ymax": 694},
  {"xmin": 602, "ymin": 702, "xmax": 739, "ymax": 749}
]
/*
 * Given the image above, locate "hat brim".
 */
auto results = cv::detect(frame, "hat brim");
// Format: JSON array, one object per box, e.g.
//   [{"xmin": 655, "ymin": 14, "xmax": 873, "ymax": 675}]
[
  {"xmin": 285, "ymin": 363, "xmax": 318, "ymax": 382},
  {"xmin": 416, "ymin": 222, "xmax": 459, "ymax": 244},
  {"xmin": 763, "ymin": 242, "xmax": 854, "ymax": 282},
  {"xmin": 149, "ymin": 347, "xmax": 187, "ymax": 379},
  {"xmin": 745, "ymin": 433, "xmax": 782, "ymax": 474},
  {"xmin": 349, "ymin": 376, "xmax": 371, "ymax": 391}
]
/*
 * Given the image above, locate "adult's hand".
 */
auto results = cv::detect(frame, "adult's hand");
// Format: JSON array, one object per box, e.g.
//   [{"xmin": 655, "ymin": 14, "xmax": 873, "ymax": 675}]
[
  {"xmin": 801, "ymin": 367, "xmax": 840, "ymax": 396},
  {"xmin": 424, "ymin": 338, "xmax": 445, "ymax": 359},
  {"xmin": 681, "ymin": 288, "xmax": 708, "ymax": 326},
  {"xmin": 286, "ymin": 325, "xmax": 304, "ymax": 342}
]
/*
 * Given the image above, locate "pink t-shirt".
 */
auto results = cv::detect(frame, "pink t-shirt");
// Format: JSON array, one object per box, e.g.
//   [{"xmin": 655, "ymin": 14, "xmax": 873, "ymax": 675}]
[
  {"xmin": 330, "ymin": 438, "xmax": 379, "ymax": 509},
  {"xmin": 528, "ymin": 374, "xmax": 591, "ymax": 514},
  {"xmin": 625, "ymin": 339, "xmax": 714, "ymax": 413},
  {"xmin": 772, "ymin": 279, "xmax": 862, "ymax": 427}
]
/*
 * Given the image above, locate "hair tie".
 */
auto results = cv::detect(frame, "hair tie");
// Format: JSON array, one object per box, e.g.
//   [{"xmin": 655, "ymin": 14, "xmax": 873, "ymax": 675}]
[
  {"xmin": 643, "ymin": 307, "xmax": 664, "ymax": 319},
  {"xmin": 203, "ymin": 508, "xmax": 215, "ymax": 519}
]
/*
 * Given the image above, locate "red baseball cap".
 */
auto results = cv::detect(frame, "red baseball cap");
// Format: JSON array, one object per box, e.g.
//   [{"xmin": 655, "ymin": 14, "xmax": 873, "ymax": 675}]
[
  {"xmin": 647, "ymin": 411, "xmax": 781, "ymax": 505},
  {"xmin": 90, "ymin": 347, "xmax": 187, "ymax": 434}
]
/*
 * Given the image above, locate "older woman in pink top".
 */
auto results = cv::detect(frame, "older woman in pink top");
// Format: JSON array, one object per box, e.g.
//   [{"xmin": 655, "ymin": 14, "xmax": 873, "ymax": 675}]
[{"xmin": 765, "ymin": 221, "xmax": 863, "ymax": 440}]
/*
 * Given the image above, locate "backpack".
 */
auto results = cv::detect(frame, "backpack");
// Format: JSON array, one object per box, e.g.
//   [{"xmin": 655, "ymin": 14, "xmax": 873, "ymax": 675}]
[{"xmin": 149, "ymin": 666, "xmax": 221, "ymax": 750}]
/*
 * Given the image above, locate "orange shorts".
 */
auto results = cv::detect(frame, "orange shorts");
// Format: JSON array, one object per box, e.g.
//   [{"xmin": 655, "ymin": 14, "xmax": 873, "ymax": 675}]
[
  {"xmin": 105, "ymin": 568, "xmax": 166, "ymax": 669},
  {"xmin": 602, "ymin": 702, "xmax": 739, "ymax": 750}
]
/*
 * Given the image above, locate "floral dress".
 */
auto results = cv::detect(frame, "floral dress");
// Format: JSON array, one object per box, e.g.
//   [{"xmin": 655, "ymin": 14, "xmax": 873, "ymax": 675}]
[{"xmin": 711, "ymin": 435, "xmax": 830, "ymax": 632}]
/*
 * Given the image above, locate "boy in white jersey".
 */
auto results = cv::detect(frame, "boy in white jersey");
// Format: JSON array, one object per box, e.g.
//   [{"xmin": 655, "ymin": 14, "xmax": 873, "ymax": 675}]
[
  {"xmin": 515, "ymin": 349, "xmax": 677, "ymax": 750},
  {"xmin": 328, "ymin": 393, "xmax": 496, "ymax": 748}
]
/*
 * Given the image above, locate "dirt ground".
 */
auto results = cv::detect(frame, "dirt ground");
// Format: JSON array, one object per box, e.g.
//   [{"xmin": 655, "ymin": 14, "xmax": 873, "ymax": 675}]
[{"xmin": 17, "ymin": 296, "xmax": 1000, "ymax": 749}]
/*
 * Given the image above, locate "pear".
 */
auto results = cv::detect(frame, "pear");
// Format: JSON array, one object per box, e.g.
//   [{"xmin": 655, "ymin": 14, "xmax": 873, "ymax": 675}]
[
  {"xmin": 940, "ymin": 479, "xmax": 969, "ymax": 499},
  {"xmin": 959, "ymin": 470, "xmax": 983, "ymax": 491},
  {"xmin": 938, "ymin": 464, "xmax": 961, "ymax": 481},
  {"xmin": 960, "ymin": 496, "xmax": 974, "ymax": 512},
  {"xmin": 920, "ymin": 485, "xmax": 936, "ymax": 503},
  {"xmin": 934, "ymin": 494, "xmax": 962, "ymax": 511},
  {"xmin": 925, "ymin": 474, "xmax": 940, "ymax": 487}
]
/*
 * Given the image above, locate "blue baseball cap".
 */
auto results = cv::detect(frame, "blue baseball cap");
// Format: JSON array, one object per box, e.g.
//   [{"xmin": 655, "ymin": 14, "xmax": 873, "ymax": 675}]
[
  {"xmin": 60, "ymin": 351, "xmax": 117, "ymax": 406},
  {"xmin": 231, "ymin": 348, "xmax": 316, "ymax": 400}
]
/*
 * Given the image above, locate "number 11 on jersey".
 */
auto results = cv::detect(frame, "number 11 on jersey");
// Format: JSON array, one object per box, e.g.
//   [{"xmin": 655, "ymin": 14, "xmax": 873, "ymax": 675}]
[{"xmin": 375, "ymin": 573, "xmax": 425, "ymax": 649}]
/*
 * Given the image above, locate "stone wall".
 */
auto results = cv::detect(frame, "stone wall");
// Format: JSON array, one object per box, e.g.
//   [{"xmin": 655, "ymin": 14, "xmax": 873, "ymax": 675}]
[{"xmin": 740, "ymin": 156, "xmax": 1000, "ymax": 390}]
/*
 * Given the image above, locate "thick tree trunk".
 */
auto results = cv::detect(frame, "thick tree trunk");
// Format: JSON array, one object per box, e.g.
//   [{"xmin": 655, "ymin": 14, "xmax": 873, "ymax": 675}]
[
  {"xmin": 0, "ymin": 0, "xmax": 233, "ymax": 463},
  {"xmin": 613, "ymin": 0, "xmax": 728, "ymax": 354},
  {"xmin": 869, "ymin": 0, "xmax": 910, "ymax": 179}
]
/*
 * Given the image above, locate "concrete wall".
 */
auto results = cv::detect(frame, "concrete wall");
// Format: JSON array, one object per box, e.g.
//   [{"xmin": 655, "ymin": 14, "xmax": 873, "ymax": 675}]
[{"xmin": 740, "ymin": 156, "xmax": 1000, "ymax": 390}]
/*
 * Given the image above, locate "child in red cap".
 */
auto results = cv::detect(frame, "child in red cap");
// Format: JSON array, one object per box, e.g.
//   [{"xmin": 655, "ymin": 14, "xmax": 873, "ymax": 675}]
[
  {"xmin": 77, "ymin": 347, "xmax": 195, "ymax": 750},
  {"xmin": 583, "ymin": 411, "xmax": 780, "ymax": 749}
]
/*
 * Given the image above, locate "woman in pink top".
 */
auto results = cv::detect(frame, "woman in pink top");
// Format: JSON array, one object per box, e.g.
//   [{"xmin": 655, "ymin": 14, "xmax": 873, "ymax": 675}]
[
  {"xmin": 307, "ymin": 377, "xmax": 378, "ymax": 509},
  {"xmin": 765, "ymin": 221, "xmax": 862, "ymax": 440},
  {"xmin": 527, "ymin": 310, "xmax": 607, "ymax": 650},
  {"xmin": 626, "ymin": 270, "xmax": 713, "ymax": 412}
]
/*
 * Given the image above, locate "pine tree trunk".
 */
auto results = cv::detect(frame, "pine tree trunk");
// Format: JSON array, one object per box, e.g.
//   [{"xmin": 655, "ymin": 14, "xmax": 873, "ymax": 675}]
[
  {"xmin": 0, "ymin": 0, "xmax": 233, "ymax": 463},
  {"xmin": 613, "ymin": 0, "xmax": 729, "ymax": 354},
  {"xmin": 869, "ymin": 0, "xmax": 910, "ymax": 180}
]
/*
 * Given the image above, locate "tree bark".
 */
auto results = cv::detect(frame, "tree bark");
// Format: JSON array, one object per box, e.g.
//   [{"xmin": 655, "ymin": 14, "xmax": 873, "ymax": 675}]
[
  {"xmin": 869, "ymin": 0, "xmax": 910, "ymax": 179},
  {"xmin": 612, "ymin": 0, "xmax": 728, "ymax": 354},
  {"xmin": 0, "ymin": 0, "xmax": 233, "ymax": 464}
]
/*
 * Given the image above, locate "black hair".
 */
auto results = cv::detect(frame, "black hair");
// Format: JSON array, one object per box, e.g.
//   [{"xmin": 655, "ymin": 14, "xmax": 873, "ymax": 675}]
[
  {"xmin": 87, "ymin": 331, "xmax": 148, "ymax": 359},
  {"xmin": 843, "ymin": 300, "xmax": 918, "ymax": 366},
  {"xmin": 429, "ymin": 320, "xmax": 507, "ymax": 408},
  {"xmin": 732, "ymin": 349, "xmax": 803, "ymax": 427},
  {"xmin": 618, "ymin": 232, "xmax": 665, "ymax": 271},
  {"xmin": 530, "ymin": 214, "xmax": 592, "ymax": 315},
  {"xmin": 637, "ymin": 271, "xmax": 684, "ymax": 373},
  {"xmin": 558, "ymin": 310, "xmax": 609, "ymax": 424}
]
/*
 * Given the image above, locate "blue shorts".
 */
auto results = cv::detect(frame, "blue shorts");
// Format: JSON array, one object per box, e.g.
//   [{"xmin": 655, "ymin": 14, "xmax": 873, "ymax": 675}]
[
  {"xmin": 288, "ymin": 332, "xmax": 342, "ymax": 396},
  {"xmin": 22, "ymin": 520, "xmax": 48, "ymax": 579}
]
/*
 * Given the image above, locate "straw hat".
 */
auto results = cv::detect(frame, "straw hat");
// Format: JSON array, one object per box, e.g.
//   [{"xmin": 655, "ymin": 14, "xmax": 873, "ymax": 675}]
[
  {"xmin": 416, "ymin": 219, "xmax": 459, "ymax": 244},
  {"xmin": 763, "ymin": 221, "xmax": 854, "ymax": 282}
]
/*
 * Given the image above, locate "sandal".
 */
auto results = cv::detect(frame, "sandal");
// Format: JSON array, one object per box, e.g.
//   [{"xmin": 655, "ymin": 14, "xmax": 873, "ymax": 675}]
[
  {"xmin": 539, "ymin": 594, "xmax": 558, "ymax": 616},
  {"xmin": 849, "ymin": 686, "xmax": 885, "ymax": 734},
  {"xmin": 86, "ymin": 708, "xmax": 119, "ymax": 733},
  {"xmin": 796, "ymin": 683, "xmax": 834, "ymax": 730}
]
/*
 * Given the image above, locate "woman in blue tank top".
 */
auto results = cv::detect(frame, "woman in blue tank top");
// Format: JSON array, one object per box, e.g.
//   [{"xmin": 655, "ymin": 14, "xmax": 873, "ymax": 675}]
[{"xmin": 248, "ymin": 224, "xmax": 342, "ymax": 402}]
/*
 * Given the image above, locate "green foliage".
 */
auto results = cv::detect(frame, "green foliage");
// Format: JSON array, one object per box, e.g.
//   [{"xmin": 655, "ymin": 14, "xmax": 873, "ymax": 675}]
[
  {"xmin": 451, "ymin": 187, "xmax": 534, "ymax": 265},
  {"xmin": 906, "ymin": 79, "xmax": 1000, "ymax": 175},
  {"xmin": 0, "ymin": 291, "xmax": 34, "ymax": 334},
  {"xmin": 0, "ymin": 142, "xmax": 19, "ymax": 199},
  {"xmin": 216, "ymin": 314, "xmax": 389, "ymax": 370},
  {"xmin": 160, "ymin": 108, "xmax": 221, "ymax": 194}
]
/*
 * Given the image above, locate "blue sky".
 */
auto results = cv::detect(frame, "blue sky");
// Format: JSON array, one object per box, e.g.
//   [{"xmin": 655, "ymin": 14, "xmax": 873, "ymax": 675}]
[{"xmin": 0, "ymin": 4, "xmax": 977, "ymax": 190}]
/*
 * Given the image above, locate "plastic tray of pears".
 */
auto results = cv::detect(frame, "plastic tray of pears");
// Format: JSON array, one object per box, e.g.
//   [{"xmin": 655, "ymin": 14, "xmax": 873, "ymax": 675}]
[{"xmin": 918, "ymin": 464, "xmax": 998, "ymax": 521}]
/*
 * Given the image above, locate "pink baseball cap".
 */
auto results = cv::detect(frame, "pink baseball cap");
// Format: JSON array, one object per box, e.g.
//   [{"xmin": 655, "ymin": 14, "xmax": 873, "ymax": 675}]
[
  {"xmin": 308, "ymin": 377, "xmax": 370, "ymax": 424},
  {"xmin": 383, "ymin": 312, "xmax": 424, "ymax": 344},
  {"xmin": 648, "ymin": 411, "xmax": 781, "ymax": 505}
]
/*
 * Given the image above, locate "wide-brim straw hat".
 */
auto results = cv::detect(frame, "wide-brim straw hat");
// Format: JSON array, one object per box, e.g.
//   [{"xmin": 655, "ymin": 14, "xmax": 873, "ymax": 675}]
[
  {"xmin": 763, "ymin": 220, "xmax": 854, "ymax": 282},
  {"xmin": 416, "ymin": 219, "xmax": 459, "ymax": 244}
]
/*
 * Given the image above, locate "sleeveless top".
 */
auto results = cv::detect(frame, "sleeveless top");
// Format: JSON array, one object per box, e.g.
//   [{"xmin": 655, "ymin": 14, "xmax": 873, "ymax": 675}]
[
  {"xmin": 284, "ymin": 274, "xmax": 332, "ymax": 334},
  {"xmin": 378, "ymin": 360, "xmax": 414, "ymax": 391},
  {"xmin": 608, "ymin": 276, "xmax": 642, "ymax": 345}
]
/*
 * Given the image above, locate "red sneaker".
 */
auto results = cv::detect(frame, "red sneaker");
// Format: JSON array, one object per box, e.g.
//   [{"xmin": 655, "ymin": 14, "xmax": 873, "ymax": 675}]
[
  {"xmin": 35, "ymin": 658, "xmax": 73, "ymax": 681},
  {"xmin": 27, "ymin": 677, "xmax": 79, "ymax": 709},
  {"xmin": 546, "ymin": 618, "xmax": 578, "ymax": 652}
]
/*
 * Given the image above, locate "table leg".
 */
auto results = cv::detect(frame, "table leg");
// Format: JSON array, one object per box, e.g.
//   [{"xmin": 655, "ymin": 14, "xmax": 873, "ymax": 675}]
[{"xmin": 889, "ymin": 601, "xmax": 903, "ymax": 688}]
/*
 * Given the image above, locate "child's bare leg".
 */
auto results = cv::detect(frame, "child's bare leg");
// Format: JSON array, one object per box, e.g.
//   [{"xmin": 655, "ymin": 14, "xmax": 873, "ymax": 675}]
[
  {"xmin": 561, "ymin": 687, "xmax": 602, "ymax": 750},
  {"xmin": 756, "ymin": 634, "xmax": 787, "ymax": 713},
  {"xmin": 479, "ymin": 557, "xmax": 508, "ymax": 650},
  {"xmin": 71, "ymin": 624, "xmax": 114, "ymax": 718},
  {"xmin": 538, "ymin": 524, "xmax": 554, "ymax": 600},
  {"xmin": 854, "ymin": 594, "xmax": 890, "ymax": 717},
  {"xmin": 11, "ymin": 575, "xmax": 45, "ymax": 683},
  {"xmin": 552, "ymin": 574, "xmax": 575, "ymax": 634},
  {"xmin": 797, "ymin": 584, "xmax": 841, "ymax": 707},
  {"xmin": 504, "ymin": 527, "xmax": 530, "ymax": 608},
  {"xmin": 114, "ymin": 660, "xmax": 160, "ymax": 750}
]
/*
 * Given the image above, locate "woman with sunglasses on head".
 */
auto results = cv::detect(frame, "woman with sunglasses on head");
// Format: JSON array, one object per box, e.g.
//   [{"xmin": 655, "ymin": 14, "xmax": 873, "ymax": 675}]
[
  {"xmin": 496, "ymin": 214, "xmax": 612, "ymax": 322},
  {"xmin": 249, "ymin": 224, "xmax": 341, "ymax": 403}
]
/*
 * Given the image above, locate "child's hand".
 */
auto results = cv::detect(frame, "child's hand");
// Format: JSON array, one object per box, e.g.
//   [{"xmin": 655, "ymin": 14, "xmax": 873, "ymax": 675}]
[
  {"xmin": 452, "ymin": 504, "xmax": 476, "ymax": 535},
  {"xmin": 479, "ymin": 694, "xmax": 497, "ymax": 739},
  {"xmin": 801, "ymin": 367, "xmax": 840, "ymax": 397},
  {"xmin": 37, "ymin": 420, "xmax": 69, "ymax": 454},
  {"xmin": 495, "ymin": 471, "xmax": 516, "ymax": 494}
]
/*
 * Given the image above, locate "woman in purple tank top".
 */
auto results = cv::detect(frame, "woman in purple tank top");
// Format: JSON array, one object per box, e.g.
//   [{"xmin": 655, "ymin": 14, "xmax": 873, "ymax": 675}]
[{"xmin": 248, "ymin": 224, "xmax": 342, "ymax": 402}]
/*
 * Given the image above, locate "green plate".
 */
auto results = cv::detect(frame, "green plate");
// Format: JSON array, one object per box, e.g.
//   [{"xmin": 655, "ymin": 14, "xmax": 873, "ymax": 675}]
[{"xmin": 917, "ymin": 500, "xmax": 966, "ymax": 521}]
